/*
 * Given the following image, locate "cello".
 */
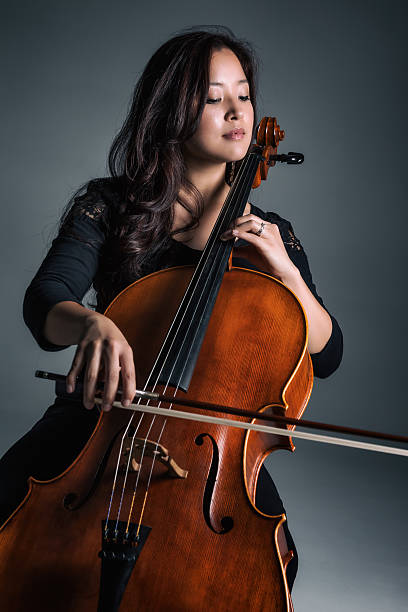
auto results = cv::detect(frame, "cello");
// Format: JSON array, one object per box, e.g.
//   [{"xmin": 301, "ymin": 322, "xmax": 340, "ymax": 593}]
[{"xmin": 0, "ymin": 117, "xmax": 319, "ymax": 610}]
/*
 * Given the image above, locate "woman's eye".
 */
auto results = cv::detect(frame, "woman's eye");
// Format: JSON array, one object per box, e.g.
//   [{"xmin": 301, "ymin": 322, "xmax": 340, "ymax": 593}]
[{"xmin": 206, "ymin": 95, "xmax": 251, "ymax": 104}]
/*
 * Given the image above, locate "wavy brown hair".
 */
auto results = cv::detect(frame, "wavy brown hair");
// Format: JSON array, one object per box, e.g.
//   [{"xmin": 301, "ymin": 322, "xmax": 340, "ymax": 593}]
[{"xmin": 62, "ymin": 27, "xmax": 259, "ymax": 307}]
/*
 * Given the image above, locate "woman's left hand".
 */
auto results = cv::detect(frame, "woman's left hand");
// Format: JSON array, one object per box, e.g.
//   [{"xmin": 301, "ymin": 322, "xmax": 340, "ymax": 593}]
[{"xmin": 220, "ymin": 213, "xmax": 299, "ymax": 282}]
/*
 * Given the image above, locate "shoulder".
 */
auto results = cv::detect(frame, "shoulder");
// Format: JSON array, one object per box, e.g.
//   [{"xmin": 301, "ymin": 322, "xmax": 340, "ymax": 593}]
[
  {"xmin": 69, "ymin": 176, "xmax": 125, "ymax": 218},
  {"xmin": 61, "ymin": 176, "xmax": 126, "ymax": 236},
  {"xmin": 57, "ymin": 176, "xmax": 125, "ymax": 247}
]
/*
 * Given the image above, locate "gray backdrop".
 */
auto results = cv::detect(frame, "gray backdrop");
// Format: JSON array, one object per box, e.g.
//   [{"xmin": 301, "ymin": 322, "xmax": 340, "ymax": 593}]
[{"xmin": 1, "ymin": 1, "xmax": 407, "ymax": 610}]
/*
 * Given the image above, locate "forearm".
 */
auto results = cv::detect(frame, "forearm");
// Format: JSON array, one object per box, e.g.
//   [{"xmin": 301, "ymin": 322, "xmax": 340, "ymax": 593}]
[
  {"xmin": 43, "ymin": 301, "xmax": 101, "ymax": 346},
  {"xmin": 44, "ymin": 300, "xmax": 136, "ymax": 410},
  {"xmin": 281, "ymin": 268, "xmax": 333, "ymax": 354}
]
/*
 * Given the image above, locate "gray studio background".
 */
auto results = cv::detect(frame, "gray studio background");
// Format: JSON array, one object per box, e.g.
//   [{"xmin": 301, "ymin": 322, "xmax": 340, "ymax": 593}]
[{"xmin": 1, "ymin": 1, "xmax": 407, "ymax": 610}]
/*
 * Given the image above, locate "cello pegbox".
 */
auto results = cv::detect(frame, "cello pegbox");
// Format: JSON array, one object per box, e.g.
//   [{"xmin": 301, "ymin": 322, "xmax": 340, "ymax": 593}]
[{"xmin": 252, "ymin": 116, "xmax": 286, "ymax": 188}]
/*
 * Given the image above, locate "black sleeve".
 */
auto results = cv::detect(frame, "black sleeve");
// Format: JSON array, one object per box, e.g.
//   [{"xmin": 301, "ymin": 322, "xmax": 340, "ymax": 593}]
[
  {"xmin": 23, "ymin": 182, "xmax": 108, "ymax": 351},
  {"xmin": 266, "ymin": 212, "xmax": 343, "ymax": 379}
]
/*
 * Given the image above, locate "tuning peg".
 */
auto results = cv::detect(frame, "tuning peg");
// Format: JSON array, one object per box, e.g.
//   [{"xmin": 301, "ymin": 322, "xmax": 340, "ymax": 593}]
[{"xmin": 267, "ymin": 152, "xmax": 304, "ymax": 165}]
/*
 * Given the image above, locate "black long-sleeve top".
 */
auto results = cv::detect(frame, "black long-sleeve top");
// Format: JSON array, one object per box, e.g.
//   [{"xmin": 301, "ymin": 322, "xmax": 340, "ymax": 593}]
[{"xmin": 23, "ymin": 178, "xmax": 343, "ymax": 378}]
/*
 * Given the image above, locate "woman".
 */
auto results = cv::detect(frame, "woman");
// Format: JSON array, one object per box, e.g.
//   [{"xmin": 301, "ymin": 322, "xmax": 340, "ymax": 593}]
[{"xmin": 0, "ymin": 28, "xmax": 342, "ymax": 600}]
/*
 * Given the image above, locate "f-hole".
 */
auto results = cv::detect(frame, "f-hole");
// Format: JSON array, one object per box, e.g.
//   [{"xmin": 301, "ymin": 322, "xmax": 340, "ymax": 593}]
[{"xmin": 195, "ymin": 433, "xmax": 234, "ymax": 534}]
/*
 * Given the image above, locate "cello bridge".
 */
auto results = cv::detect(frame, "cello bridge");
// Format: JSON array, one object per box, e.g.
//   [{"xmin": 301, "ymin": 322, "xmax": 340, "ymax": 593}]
[{"xmin": 123, "ymin": 438, "xmax": 188, "ymax": 479}]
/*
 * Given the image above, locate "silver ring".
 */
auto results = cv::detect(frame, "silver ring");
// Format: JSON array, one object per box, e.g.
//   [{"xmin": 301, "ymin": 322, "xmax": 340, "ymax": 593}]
[{"xmin": 255, "ymin": 222, "xmax": 265, "ymax": 237}]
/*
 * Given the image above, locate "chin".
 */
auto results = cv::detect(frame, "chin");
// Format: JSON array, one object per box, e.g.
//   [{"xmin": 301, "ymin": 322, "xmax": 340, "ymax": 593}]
[
  {"xmin": 219, "ymin": 142, "xmax": 251, "ymax": 162},
  {"xmin": 228, "ymin": 146, "xmax": 252, "ymax": 162}
]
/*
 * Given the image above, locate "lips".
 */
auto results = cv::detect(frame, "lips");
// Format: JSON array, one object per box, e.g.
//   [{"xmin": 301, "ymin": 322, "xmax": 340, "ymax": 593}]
[{"xmin": 223, "ymin": 128, "xmax": 245, "ymax": 140}]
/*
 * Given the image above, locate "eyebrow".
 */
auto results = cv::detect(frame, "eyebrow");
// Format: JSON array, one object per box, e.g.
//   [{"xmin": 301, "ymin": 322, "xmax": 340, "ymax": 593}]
[{"xmin": 209, "ymin": 79, "xmax": 249, "ymax": 86}]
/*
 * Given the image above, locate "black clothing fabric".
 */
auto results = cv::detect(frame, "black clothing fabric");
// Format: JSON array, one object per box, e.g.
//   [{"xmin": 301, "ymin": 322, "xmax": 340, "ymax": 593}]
[
  {"xmin": 1, "ymin": 178, "xmax": 342, "ymax": 594},
  {"xmin": 23, "ymin": 178, "xmax": 343, "ymax": 377}
]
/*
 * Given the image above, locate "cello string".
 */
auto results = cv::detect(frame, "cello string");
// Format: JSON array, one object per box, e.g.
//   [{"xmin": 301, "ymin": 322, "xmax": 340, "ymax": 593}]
[
  {"xmin": 107, "ymin": 151, "xmax": 256, "ymax": 530},
  {"xmin": 127, "ymin": 153, "xmax": 257, "ymax": 492},
  {"xmin": 104, "ymin": 411, "xmax": 146, "ymax": 531},
  {"xmin": 126, "ymin": 153, "xmax": 255, "ymax": 452},
  {"xmin": 131, "ymin": 211, "xmax": 257, "ymax": 533},
  {"xmin": 114, "ymin": 403, "xmax": 161, "ymax": 535},
  {"xmin": 129, "ymin": 251, "xmax": 230, "ymax": 532},
  {"xmin": 134, "ymin": 162, "xmax": 256, "ymax": 467},
  {"xmin": 120, "ymin": 154, "xmax": 256, "ymax": 530},
  {"xmin": 126, "ymin": 154, "xmax": 259, "ymax": 530}
]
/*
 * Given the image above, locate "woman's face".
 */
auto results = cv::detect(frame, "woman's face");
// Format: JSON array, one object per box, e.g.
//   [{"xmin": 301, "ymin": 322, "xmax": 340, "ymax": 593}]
[{"xmin": 183, "ymin": 47, "xmax": 254, "ymax": 166}]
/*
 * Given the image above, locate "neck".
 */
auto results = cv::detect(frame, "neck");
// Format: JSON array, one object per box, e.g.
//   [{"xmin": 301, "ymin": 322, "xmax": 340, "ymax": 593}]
[{"xmin": 184, "ymin": 160, "xmax": 230, "ymax": 210}]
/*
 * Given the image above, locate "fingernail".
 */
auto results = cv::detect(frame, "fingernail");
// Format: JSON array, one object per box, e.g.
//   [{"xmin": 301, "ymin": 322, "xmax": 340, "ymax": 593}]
[
  {"xmin": 122, "ymin": 399, "xmax": 130, "ymax": 407},
  {"xmin": 102, "ymin": 404, "xmax": 111, "ymax": 412},
  {"xmin": 66, "ymin": 383, "xmax": 73, "ymax": 393}
]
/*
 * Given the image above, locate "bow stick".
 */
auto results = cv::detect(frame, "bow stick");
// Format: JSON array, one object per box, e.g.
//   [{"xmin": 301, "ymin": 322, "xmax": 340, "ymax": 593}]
[{"xmin": 36, "ymin": 370, "xmax": 408, "ymax": 456}]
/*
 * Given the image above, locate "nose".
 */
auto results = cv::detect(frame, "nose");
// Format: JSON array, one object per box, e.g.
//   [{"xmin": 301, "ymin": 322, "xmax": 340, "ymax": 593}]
[{"xmin": 225, "ymin": 107, "xmax": 244, "ymax": 121}]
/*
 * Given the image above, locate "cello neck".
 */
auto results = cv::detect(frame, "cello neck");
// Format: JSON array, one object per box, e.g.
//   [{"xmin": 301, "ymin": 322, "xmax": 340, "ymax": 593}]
[{"xmin": 149, "ymin": 149, "xmax": 263, "ymax": 392}]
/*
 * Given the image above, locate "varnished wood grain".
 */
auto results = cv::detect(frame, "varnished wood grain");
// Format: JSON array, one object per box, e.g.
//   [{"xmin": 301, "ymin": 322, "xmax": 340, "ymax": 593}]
[{"xmin": 0, "ymin": 266, "xmax": 312, "ymax": 611}]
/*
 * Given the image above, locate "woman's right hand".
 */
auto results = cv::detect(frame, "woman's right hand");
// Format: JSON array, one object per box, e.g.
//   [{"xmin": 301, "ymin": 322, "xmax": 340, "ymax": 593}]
[{"xmin": 65, "ymin": 312, "xmax": 136, "ymax": 412}]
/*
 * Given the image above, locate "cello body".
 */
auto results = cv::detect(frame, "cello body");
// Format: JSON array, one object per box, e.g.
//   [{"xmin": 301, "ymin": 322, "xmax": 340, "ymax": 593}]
[{"xmin": 0, "ymin": 264, "xmax": 312, "ymax": 611}]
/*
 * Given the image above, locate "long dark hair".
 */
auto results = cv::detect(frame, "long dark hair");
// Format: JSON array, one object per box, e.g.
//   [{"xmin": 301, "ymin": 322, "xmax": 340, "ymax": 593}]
[{"xmin": 62, "ymin": 27, "xmax": 259, "ymax": 307}]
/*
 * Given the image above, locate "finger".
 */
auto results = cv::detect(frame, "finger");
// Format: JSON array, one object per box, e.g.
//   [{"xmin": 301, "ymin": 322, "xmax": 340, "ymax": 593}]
[
  {"xmin": 83, "ymin": 345, "xmax": 103, "ymax": 410},
  {"xmin": 119, "ymin": 346, "xmax": 136, "ymax": 407},
  {"xmin": 221, "ymin": 220, "xmax": 267, "ymax": 241},
  {"xmin": 101, "ymin": 349, "xmax": 121, "ymax": 412},
  {"xmin": 225, "ymin": 226, "xmax": 266, "ymax": 247},
  {"xmin": 220, "ymin": 229, "xmax": 237, "ymax": 241},
  {"xmin": 237, "ymin": 219, "xmax": 268, "ymax": 234},
  {"xmin": 229, "ymin": 213, "xmax": 262, "ymax": 228},
  {"xmin": 66, "ymin": 344, "xmax": 85, "ymax": 393}
]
